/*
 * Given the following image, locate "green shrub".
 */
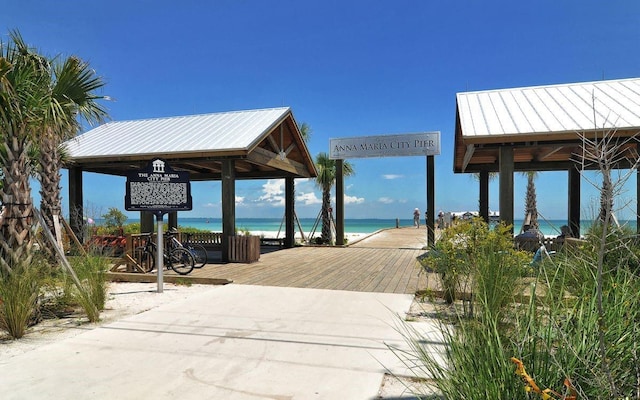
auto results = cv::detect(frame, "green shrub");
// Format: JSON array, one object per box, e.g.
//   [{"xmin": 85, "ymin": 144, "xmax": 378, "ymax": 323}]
[
  {"xmin": 409, "ymin": 218, "xmax": 640, "ymax": 398},
  {"xmin": 421, "ymin": 218, "xmax": 528, "ymax": 309},
  {"xmin": 69, "ymin": 254, "xmax": 109, "ymax": 322},
  {"xmin": 0, "ymin": 258, "xmax": 48, "ymax": 339}
]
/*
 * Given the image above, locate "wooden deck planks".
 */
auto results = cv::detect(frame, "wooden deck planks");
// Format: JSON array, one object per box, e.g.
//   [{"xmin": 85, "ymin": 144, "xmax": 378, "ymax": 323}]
[{"xmin": 180, "ymin": 227, "xmax": 432, "ymax": 294}]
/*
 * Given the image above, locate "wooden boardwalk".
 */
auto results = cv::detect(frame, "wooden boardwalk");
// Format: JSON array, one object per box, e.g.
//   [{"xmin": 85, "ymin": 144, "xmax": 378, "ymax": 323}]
[
  {"xmin": 110, "ymin": 227, "xmax": 435, "ymax": 295},
  {"xmin": 187, "ymin": 227, "xmax": 431, "ymax": 294}
]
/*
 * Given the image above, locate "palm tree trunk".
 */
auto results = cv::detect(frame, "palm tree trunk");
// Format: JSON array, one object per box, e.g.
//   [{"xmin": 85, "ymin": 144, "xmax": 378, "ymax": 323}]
[
  {"xmin": 0, "ymin": 135, "xmax": 35, "ymax": 275},
  {"xmin": 39, "ymin": 135, "xmax": 61, "ymax": 235},
  {"xmin": 524, "ymin": 172, "xmax": 539, "ymax": 230},
  {"xmin": 321, "ymin": 186, "xmax": 331, "ymax": 243}
]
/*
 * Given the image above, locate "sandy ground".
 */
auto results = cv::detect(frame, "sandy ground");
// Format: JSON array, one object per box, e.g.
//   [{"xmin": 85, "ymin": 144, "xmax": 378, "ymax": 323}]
[
  {"xmin": 0, "ymin": 281, "xmax": 440, "ymax": 398},
  {"xmin": 0, "ymin": 282, "xmax": 218, "ymax": 359}
]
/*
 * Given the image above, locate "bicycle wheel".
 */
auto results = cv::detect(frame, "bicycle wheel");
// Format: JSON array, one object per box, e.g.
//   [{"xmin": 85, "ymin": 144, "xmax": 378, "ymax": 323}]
[
  {"xmin": 186, "ymin": 243, "xmax": 208, "ymax": 268},
  {"xmin": 134, "ymin": 247, "xmax": 155, "ymax": 273},
  {"xmin": 168, "ymin": 248, "xmax": 194, "ymax": 275}
]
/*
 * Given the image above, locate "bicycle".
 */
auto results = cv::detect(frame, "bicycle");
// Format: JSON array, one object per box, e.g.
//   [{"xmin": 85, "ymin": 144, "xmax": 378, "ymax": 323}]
[
  {"xmin": 134, "ymin": 233, "xmax": 195, "ymax": 275},
  {"xmin": 167, "ymin": 229, "xmax": 208, "ymax": 268}
]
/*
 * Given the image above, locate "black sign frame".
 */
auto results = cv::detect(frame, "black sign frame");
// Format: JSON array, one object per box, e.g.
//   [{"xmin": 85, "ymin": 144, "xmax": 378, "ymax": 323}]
[{"xmin": 125, "ymin": 158, "xmax": 192, "ymax": 212}]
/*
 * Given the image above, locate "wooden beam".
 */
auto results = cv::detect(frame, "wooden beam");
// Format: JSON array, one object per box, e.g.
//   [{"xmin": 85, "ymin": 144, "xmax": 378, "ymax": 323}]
[
  {"xmin": 538, "ymin": 146, "xmax": 565, "ymax": 160},
  {"xmin": 267, "ymin": 134, "xmax": 281, "ymax": 154},
  {"xmin": 284, "ymin": 142, "xmax": 295, "ymax": 156},
  {"xmin": 462, "ymin": 144, "xmax": 475, "ymax": 172},
  {"xmin": 247, "ymin": 147, "xmax": 311, "ymax": 177}
]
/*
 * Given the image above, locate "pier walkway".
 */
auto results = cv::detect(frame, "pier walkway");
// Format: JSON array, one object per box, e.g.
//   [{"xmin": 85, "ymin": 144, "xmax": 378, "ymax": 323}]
[{"xmin": 111, "ymin": 227, "xmax": 435, "ymax": 295}]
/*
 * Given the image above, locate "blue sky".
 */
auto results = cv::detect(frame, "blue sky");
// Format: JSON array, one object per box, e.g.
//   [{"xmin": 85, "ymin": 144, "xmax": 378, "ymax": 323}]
[{"xmin": 3, "ymin": 1, "xmax": 640, "ymax": 221}]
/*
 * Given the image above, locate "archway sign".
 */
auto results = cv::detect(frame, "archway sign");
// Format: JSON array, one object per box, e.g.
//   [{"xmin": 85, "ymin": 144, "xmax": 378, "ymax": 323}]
[
  {"xmin": 125, "ymin": 158, "xmax": 192, "ymax": 293},
  {"xmin": 329, "ymin": 132, "xmax": 441, "ymax": 245}
]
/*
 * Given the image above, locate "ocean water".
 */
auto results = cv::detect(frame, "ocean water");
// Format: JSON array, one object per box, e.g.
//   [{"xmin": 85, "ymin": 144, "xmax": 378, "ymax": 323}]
[{"xmin": 100, "ymin": 217, "xmax": 636, "ymax": 237}]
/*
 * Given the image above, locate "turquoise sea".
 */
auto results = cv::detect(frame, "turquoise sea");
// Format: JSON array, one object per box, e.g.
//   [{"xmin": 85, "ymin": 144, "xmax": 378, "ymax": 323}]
[{"xmin": 101, "ymin": 217, "xmax": 636, "ymax": 237}]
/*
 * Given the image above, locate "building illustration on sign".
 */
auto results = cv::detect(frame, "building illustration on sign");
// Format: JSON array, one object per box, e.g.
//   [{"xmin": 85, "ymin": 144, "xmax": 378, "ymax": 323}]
[{"xmin": 152, "ymin": 159, "xmax": 165, "ymax": 173}]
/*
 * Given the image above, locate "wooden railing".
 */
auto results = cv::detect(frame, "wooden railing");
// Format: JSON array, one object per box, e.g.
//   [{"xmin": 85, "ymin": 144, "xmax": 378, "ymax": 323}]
[
  {"xmin": 514, "ymin": 237, "xmax": 565, "ymax": 253},
  {"xmin": 114, "ymin": 232, "xmax": 271, "ymax": 271},
  {"xmin": 182, "ymin": 232, "xmax": 224, "ymax": 249}
]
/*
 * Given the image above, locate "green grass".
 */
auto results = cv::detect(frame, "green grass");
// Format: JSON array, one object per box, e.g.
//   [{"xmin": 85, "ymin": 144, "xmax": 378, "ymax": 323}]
[
  {"xmin": 0, "ymin": 258, "xmax": 47, "ymax": 339},
  {"xmin": 403, "ymin": 220, "xmax": 640, "ymax": 399}
]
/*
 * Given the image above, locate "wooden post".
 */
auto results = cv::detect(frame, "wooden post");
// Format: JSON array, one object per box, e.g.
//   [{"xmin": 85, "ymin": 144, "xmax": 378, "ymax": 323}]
[
  {"xmin": 168, "ymin": 212, "xmax": 178, "ymax": 231},
  {"xmin": 221, "ymin": 159, "xmax": 236, "ymax": 262},
  {"xmin": 68, "ymin": 167, "xmax": 83, "ymax": 241},
  {"xmin": 140, "ymin": 211, "xmax": 154, "ymax": 233},
  {"xmin": 479, "ymin": 170, "xmax": 489, "ymax": 223},
  {"xmin": 285, "ymin": 177, "xmax": 295, "ymax": 248},
  {"xmin": 568, "ymin": 167, "xmax": 581, "ymax": 237},
  {"xmin": 427, "ymin": 155, "xmax": 435, "ymax": 245},
  {"xmin": 499, "ymin": 146, "xmax": 514, "ymax": 231},
  {"xmin": 335, "ymin": 159, "xmax": 345, "ymax": 245}
]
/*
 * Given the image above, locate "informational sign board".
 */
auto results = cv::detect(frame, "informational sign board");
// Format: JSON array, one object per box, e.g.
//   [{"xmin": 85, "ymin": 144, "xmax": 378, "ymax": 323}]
[
  {"xmin": 125, "ymin": 158, "xmax": 192, "ymax": 212},
  {"xmin": 329, "ymin": 132, "xmax": 440, "ymax": 159}
]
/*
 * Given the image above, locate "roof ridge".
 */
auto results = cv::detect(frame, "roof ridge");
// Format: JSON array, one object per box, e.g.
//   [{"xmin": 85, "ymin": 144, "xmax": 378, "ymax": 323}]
[
  {"xmin": 456, "ymin": 77, "xmax": 640, "ymax": 96},
  {"xmin": 105, "ymin": 106, "xmax": 291, "ymax": 125}
]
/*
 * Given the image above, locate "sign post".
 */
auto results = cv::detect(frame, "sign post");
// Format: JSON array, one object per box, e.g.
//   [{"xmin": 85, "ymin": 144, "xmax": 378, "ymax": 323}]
[{"xmin": 125, "ymin": 159, "xmax": 192, "ymax": 293}]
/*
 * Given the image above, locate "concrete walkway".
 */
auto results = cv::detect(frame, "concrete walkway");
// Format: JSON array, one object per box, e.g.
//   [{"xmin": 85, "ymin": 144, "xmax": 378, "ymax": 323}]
[{"xmin": 0, "ymin": 285, "xmax": 444, "ymax": 399}]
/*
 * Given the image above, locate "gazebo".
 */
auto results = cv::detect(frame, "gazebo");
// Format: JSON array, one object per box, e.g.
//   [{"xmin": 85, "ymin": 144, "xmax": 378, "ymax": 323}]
[
  {"xmin": 62, "ymin": 107, "xmax": 317, "ymax": 261},
  {"xmin": 454, "ymin": 77, "xmax": 640, "ymax": 236}
]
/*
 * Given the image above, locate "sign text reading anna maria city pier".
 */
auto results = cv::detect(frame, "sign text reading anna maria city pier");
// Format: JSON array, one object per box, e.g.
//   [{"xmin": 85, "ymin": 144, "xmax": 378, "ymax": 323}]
[{"xmin": 329, "ymin": 132, "xmax": 440, "ymax": 159}]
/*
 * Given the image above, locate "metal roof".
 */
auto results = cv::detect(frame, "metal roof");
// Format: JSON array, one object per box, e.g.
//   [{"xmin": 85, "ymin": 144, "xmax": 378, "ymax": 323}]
[
  {"xmin": 457, "ymin": 77, "xmax": 640, "ymax": 139},
  {"xmin": 62, "ymin": 107, "xmax": 317, "ymax": 180},
  {"xmin": 454, "ymin": 77, "xmax": 640, "ymax": 173},
  {"xmin": 64, "ymin": 107, "xmax": 292, "ymax": 159}
]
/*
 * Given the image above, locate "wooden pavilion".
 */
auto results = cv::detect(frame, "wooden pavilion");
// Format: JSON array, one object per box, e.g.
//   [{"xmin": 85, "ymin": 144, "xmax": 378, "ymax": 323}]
[
  {"xmin": 62, "ymin": 107, "xmax": 317, "ymax": 261},
  {"xmin": 454, "ymin": 77, "xmax": 640, "ymax": 236}
]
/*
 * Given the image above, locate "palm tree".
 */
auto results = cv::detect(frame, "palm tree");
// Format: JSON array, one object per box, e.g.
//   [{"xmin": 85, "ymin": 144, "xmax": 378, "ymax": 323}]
[
  {"xmin": 314, "ymin": 152, "xmax": 354, "ymax": 244},
  {"xmin": 522, "ymin": 171, "xmax": 539, "ymax": 230},
  {"xmin": 298, "ymin": 122, "xmax": 312, "ymax": 143},
  {"xmin": 0, "ymin": 31, "xmax": 106, "ymax": 273},
  {"xmin": 38, "ymin": 55, "xmax": 107, "ymax": 235},
  {"xmin": 0, "ymin": 31, "xmax": 51, "ymax": 274}
]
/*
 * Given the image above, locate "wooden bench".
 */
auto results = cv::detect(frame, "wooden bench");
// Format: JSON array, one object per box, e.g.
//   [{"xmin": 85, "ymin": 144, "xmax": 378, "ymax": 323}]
[
  {"xmin": 260, "ymin": 237, "xmax": 285, "ymax": 248},
  {"xmin": 182, "ymin": 232, "xmax": 223, "ymax": 251}
]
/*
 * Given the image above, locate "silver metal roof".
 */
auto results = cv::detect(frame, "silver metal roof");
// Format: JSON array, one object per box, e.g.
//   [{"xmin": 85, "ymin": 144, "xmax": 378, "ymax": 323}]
[
  {"xmin": 64, "ymin": 107, "xmax": 292, "ymax": 159},
  {"xmin": 456, "ymin": 77, "xmax": 640, "ymax": 138}
]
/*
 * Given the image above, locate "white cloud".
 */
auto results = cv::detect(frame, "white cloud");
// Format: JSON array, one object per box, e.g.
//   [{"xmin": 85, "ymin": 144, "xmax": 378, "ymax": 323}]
[
  {"xmin": 378, "ymin": 197, "xmax": 394, "ymax": 204},
  {"xmin": 382, "ymin": 174, "xmax": 403, "ymax": 180},
  {"xmin": 297, "ymin": 191, "xmax": 321, "ymax": 205},
  {"xmin": 260, "ymin": 180, "xmax": 284, "ymax": 198},
  {"xmin": 258, "ymin": 179, "xmax": 285, "ymax": 206},
  {"xmin": 235, "ymin": 196, "xmax": 245, "ymax": 206},
  {"xmin": 203, "ymin": 202, "xmax": 218, "ymax": 208},
  {"xmin": 344, "ymin": 195, "xmax": 365, "ymax": 204}
]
